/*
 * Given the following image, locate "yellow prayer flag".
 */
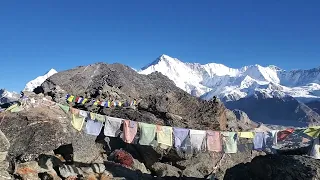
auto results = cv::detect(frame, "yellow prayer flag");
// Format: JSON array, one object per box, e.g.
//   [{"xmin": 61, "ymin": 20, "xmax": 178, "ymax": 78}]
[
  {"xmin": 238, "ymin": 132, "xmax": 254, "ymax": 139},
  {"xmin": 5, "ymin": 104, "xmax": 18, "ymax": 112},
  {"xmin": 67, "ymin": 95, "xmax": 75, "ymax": 102},
  {"xmin": 157, "ymin": 126, "xmax": 173, "ymax": 147},
  {"xmin": 82, "ymin": 98, "xmax": 88, "ymax": 104},
  {"xmin": 304, "ymin": 126, "xmax": 320, "ymax": 138},
  {"xmin": 71, "ymin": 114, "xmax": 85, "ymax": 131},
  {"xmin": 90, "ymin": 112, "xmax": 96, "ymax": 120}
]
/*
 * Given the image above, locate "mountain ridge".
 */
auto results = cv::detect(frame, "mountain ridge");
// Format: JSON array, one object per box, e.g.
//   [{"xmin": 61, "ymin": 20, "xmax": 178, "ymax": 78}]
[
  {"xmin": 139, "ymin": 54, "xmax": 320, "ymax": 103},
  {"xmin": 139, "ymin": 54, "xmax": 320, "ymax": 126}
]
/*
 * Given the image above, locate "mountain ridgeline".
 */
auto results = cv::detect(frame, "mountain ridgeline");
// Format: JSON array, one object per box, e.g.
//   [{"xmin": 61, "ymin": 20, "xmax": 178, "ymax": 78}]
[
  {"xmin": 140, "ymin": 54, "xmax": 320, "ymax": 126},
  {"xmin": 41, "ymin": 62, "xmax": 255, "ymax": 131}
]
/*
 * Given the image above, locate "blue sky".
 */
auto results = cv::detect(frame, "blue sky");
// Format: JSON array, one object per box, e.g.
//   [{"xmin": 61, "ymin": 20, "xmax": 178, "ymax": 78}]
[{"xmin": 1, "ymin": 0, "xmax": 319, "ymax": 92}]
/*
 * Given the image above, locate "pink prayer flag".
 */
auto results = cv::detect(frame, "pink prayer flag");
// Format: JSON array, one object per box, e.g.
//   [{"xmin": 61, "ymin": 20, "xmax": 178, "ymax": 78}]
[
  {"xmin": 123, "ymin": 120, "xmax": 138, "ymax": 143},
  {"xmin": 206, "ymin": 130, "xmax": 222, "ymax": 152}
]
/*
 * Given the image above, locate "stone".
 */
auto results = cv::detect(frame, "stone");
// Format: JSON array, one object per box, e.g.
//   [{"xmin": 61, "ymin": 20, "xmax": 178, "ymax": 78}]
[
  {"xmin": 0, "ymin": 107, "xmax": 73, "ymax": 163},
  {"xmin": 0, "ymin": 130, "xmax": 10, "ymax": 152},
  {"xmin": 104, "ymin": 162, "xmax": 155, "ymax": 180},
  {"xmin": 224, "ymin": 155, "xmax": 320, "ymax": 180},
  {"xmin": 15, "ymin": 161, "xmax": 46, "ymax": 180},
  {"xmin": 37, "ymin": 154, "xmax": 63, "ymax": 170},
  {"xmin": 182, "ymin": 167, "xmax": 204, "ymax": 178},
  {"xmin": 72, "ymin": 133, "xmax": 105, "ymax": 164},
  {"xmin": 83, "ymin": 173, "xmax": 98, "ymax": 180},
  {"xmin": 132, "ymin": 159, "xmax": 150, "ymax": 174},
  {"xmin": 0, "ymin": 151, "xmax": 8, "ymax": 162},
  {"xmin": 0, "ymin": 169, "xmax": 11, "ymax": 180},
  {"xmin": 151, "ymin": 162, "xmax": 181, "ymax": 177},
  {"xmin": 176, "ymin": 153, "xmax": 214, "ymax": 176},
  {"xmin": 58, "ymin": 164, "xmax": 84, "ymax": 178}
]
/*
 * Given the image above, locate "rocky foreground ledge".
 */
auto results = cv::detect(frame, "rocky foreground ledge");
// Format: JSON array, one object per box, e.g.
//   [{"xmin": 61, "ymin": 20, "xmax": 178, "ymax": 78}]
[
  {"xmin": 1, "ymin": 63, "xmax": 320, "ymax": 180},
  {"xmin": 0, "ymin": 94, "xmax": 318, "ymax": 180}
]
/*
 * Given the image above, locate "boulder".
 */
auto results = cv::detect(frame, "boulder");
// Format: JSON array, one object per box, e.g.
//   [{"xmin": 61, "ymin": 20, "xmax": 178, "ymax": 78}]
[
  {"xmin": 73, "ymin": 132, "xmax": 105, "ymax": 164},
  {"xmin": 15, "ymin": 161, "xmax": 61, "ymax": 180},
  {"xmin": 224, "ymin": 155, "xmax": 320, "ymax": 180},
  {"xmin": 0, "ymin": 107, "xmax": 73, "ymax": 163},
  {"xmin": 132, "ymin": 159, "xmax": 150, "ymax": 174},
  {"xmin": 151, "ymin": 162, "xmax": 181, "ymax": 177}
]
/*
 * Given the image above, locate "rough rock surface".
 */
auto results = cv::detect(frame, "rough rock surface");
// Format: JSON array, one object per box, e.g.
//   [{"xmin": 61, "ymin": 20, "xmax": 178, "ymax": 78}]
[
  {"xmin": 0, "ymin": 130, "xmax": 11, "ymax": 180},
  {"xmin": 151, "ymin": 162, "xmax": 181, "ymax": 177},
  {"xmin": 0, "ymin": 62, "xmax": 319, "ymax": 179},
  {"xmin": 41, "ymin": 63, "xmax": 229, "ymax": 130},
  {"xmin": 224, "ymin": 155, "xmax": 320, "ymax": 180}
]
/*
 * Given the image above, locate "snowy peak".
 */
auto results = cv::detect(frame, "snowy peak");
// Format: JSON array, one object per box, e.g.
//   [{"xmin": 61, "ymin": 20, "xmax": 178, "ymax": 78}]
[
  {"xmin": 141, "ymin": 54, "xmax": 181, "ymax": 70},
  {"xmin": 24, "ymin": 68, "xmax": 58, "ymax": 92},
  {"xmin": 0, "ymin": 89, "xmax": 19, "ymax": 104},
  {"xmin": 140, "ymin": 54, "xmax": 320, "ymax": 102}
]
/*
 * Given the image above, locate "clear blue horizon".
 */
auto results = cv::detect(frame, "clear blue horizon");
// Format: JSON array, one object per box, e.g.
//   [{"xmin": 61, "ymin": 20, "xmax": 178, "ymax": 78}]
[{"xmin": 1, "ymin": 0, "xmax": 319, "ymax": 92}]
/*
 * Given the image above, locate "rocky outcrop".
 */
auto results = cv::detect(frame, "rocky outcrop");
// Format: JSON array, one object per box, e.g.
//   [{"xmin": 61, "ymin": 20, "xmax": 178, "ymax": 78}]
[
  {"xmin": 41, "ymin": 63, "xmax": 229, "ymax": 130},
  {"xmin": 0, "ymin": 130, "xmax": 11, "ymax": 179},
  {"xmin": 224, "ymin": 155, "xmax": 320, "ymax": 180},
  {"xmin": 225, "ymin": 92, "xmax": 320, "ymax": 127},
  {"xmin": 1, "ymin": 63, "xmax": 318, "ymax": 179}
]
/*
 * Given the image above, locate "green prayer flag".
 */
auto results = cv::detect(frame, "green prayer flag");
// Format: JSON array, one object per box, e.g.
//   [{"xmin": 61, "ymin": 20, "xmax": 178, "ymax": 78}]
[
  {"xmin": 58, "ymin": 104, "xmax": 70, "ymax": 114},
  {"xmin": 139, "ymin": 122, "xmax": 156, "ymax": 146}
]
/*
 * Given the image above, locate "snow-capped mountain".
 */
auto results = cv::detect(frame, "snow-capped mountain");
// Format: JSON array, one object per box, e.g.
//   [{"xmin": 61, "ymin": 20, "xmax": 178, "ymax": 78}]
[
  {"xmin": 24, "ymin": 69, "xmax": 57, "ymax": 92},
  {"xmin": 0, "ymin": 89, "xmax": 19, "ymax": 104},
  {"xmin": 140, "ymin": 54, "xmax": 320, "ymax": 103}
]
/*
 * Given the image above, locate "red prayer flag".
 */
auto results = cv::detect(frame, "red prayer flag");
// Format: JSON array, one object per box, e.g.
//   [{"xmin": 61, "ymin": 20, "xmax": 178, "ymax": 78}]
[{"xmin": 277, "ymin": 128, "xmax": 294, "ymax": 141}]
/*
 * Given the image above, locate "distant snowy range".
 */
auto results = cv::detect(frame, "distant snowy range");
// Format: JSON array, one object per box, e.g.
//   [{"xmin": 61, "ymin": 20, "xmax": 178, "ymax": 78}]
[
  {"xmin": 1, "ymin": 54, "xmax": 319, "ymax": 127},
  {"xmin": 140, "ymin": 55, "xmax": 320, "ymax": 127}
]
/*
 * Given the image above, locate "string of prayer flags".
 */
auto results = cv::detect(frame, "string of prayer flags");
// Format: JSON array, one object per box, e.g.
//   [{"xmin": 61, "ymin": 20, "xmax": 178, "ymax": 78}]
[
  {"xmin": 65, "ymin": 94, "xmax": 137, "ymax": 108},
  {"xmin": 62, "ymin": 102, "xmax": 320, "ymax": 157}
]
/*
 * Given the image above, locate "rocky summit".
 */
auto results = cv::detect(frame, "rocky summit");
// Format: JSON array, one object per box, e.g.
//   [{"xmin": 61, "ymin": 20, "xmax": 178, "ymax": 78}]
[{"xmin": 0, "ymin": 62, "xmax": 318, "ymax": 180}]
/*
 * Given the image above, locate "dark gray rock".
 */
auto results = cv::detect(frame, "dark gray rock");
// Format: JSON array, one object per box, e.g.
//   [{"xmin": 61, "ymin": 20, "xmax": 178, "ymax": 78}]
[
  {"xmin": 225, "ymin": 91, "xmax": 320, "ymax": 127},
  {"xmin": 0, "ymin": 107, "xmax": 72, "ymax": 163},
  {"xmin": 224, "ymin": 155, "xmax": 320, "ymax": 180},
  {"xmin": 41, "ymin": 63, "xmax": 229, "ymax": 131},
  {"xmin": 151, "ymin": 162, "xmax": 181, "ymax": 177}
]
